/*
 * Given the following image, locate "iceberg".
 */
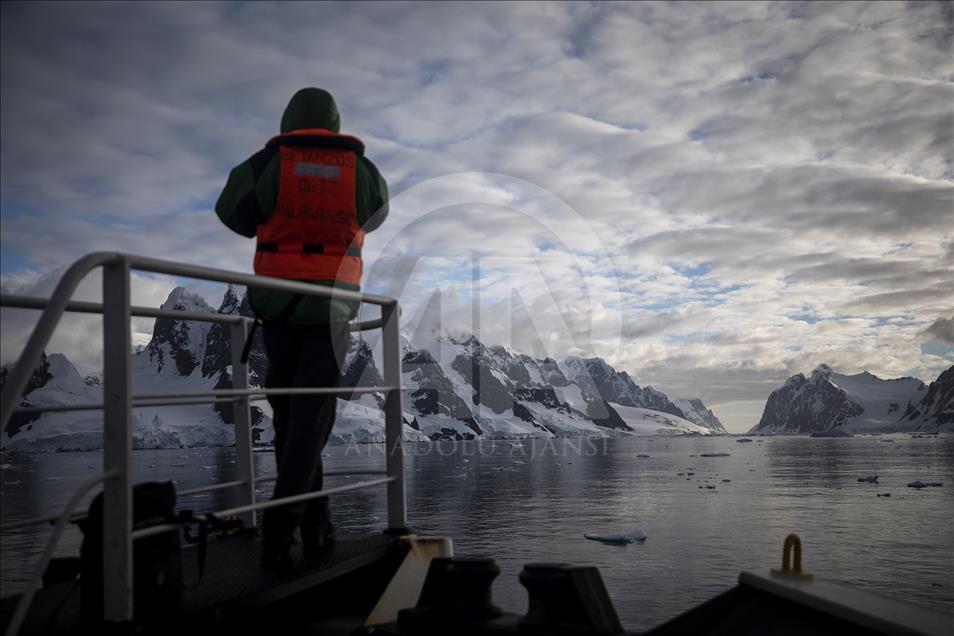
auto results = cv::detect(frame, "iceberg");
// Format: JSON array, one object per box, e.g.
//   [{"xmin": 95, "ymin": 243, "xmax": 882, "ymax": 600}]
[
  {"xmin": 906, "ymin": 481, "xmax": 942, "ymax": 489},
  {"xmin": 583, "ymin": 530, "xmax": 646, "ymax": 544}
]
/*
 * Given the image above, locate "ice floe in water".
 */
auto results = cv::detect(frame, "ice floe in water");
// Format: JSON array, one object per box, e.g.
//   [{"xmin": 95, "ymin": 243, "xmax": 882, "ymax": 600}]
[
  {"xmin": 584, "ymin": 530, "xmax": 646, "ymax": 544},
  {"xmin": 907, "ymin": 480, "xmax": 942, "ymax": 489}
]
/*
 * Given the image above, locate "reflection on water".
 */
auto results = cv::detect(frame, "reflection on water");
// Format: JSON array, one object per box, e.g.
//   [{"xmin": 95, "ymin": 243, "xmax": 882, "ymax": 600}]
[{"xmin": 2, "ymin": 435, "xmax": 953, "ymax": 630}]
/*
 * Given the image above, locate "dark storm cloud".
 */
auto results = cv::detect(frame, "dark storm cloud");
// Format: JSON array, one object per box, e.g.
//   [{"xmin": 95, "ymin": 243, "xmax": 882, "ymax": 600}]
[{"xmin": 923, "ymin": 317, "xmax": 954, "ymax": 344}]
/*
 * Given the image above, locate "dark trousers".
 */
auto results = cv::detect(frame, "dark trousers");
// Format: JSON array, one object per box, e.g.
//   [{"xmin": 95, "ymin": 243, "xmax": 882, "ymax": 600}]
[{"xmin": 261, "ymin": 322, "xmax": 351, "ymax": 552}]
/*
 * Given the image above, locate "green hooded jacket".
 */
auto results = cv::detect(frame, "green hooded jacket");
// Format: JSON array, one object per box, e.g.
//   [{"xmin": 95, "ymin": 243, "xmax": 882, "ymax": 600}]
[{"xmin": 215, "ymin": 87, "xmax": 389, "ymax": 323}]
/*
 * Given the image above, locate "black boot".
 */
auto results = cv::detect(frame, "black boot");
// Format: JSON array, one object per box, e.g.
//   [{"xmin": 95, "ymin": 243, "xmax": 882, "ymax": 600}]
[
  {"xmin": 261, "ymin": 520, "xmax": 297, "ymax": 574},
  {"xmin": 260, "ymin": 543, "xmax": 295, "ymax": 574},
  {"xmin": 302, "ymin": 502, "xmax": 335, "ymax": 562}
]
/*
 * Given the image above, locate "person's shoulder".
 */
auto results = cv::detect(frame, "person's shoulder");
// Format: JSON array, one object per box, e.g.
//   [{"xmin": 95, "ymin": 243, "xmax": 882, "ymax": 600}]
[
  {"xmin": 249, "ymin": 146, "xmax": 279, "ymax": 179},
  {"xmin": 358, "ymin": 155, "xmax": 386, "ymax": 185}
]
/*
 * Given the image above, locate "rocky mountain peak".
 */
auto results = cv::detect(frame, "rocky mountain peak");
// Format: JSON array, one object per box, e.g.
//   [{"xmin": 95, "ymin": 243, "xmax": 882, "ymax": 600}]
[
  {"xmin": 342, "ymin": 337, "xmax": 384, "ymax": 397},
  {"xmin": 146, "ymin": 287, "xmax": 215, "ymax": 377},
  {"xmin": 217, "ymin": 284, "xmax": 242, "ymax": 315},
  {"xmin": 752, "ymin": 364, "xmax": 943, "ymax": 434},
  {"xmin": 160, "ymin": 287, "xmax": 214, "ymax": 313},
  {"xmin": 448, "ymin": 333, "xmax": 485, "ymax": 354}
]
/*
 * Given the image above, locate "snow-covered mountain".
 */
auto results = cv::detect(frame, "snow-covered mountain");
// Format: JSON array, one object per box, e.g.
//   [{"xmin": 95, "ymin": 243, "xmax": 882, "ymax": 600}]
[
  {"xmin": 2, "ymin": 287, "xmax": 724, "ymax": 451},
  {"xmin": 560, "ymin": 357, "xmax": 688, "ymax": 418},
  {"xmin": 395, "ymin": 335, "xmax": 623, "ymax": 440},
  {"xmin": 749, "ymin": 364, "xmax": 952, "ymax": 434}
]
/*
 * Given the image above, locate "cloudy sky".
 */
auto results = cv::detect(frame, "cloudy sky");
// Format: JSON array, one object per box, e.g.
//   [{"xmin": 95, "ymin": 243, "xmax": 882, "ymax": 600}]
[{"xmin": 1, "ymin": 1, "xmax": 952, "ymax": 431}]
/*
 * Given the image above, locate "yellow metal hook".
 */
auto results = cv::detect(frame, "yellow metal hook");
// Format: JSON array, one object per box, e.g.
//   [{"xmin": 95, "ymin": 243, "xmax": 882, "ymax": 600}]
[{"xmin": 773, "ymin": 533, "xmax": 813, "ymax": 578}]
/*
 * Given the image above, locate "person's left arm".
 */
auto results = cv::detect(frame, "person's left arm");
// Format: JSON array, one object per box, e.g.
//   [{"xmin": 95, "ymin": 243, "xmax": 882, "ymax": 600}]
[{"xmin": 357, "ymin": 156, "xmax": 389, "ymax": 233}]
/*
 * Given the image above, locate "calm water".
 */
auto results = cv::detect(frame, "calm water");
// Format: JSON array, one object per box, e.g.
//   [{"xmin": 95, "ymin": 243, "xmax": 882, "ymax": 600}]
[{"xmin": 2, "ymin": 435, "xmax": 953, "ymax": 631}]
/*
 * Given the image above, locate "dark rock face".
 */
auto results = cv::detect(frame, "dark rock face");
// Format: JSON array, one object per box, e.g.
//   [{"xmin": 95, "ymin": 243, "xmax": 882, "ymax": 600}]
[
  {"xmin": 211, "ymin": 367, "xmax": 265, "ymax": 432},
  {"xmin": 0, "ymin": 351, "xmax": 52, "ymax": 396},
  {"xmin": 431, "ymin": 427, "xmax": 476, "ymax": 441},
  {"xmin": 199, "ymin": 287, "xmax": 267, "ymax": 387},
  {"xmin": 513, "ymin": 387, "xmax": 562, "ymax": 409},
  {"xmin": 538, "ymin": 358, "xmax": 570, "ymax": 387},
  {"xmin": 449, "ymin": 338, "xmax": 514, "ymax": 414},
  {"xmin": 512, "ymin": 402, "xmax": 535, "ymax": 423},
  {"xmin": 235, "ymin": 294, "xmax": 268, "ymax": 387},
  {"xmin": 146, "ymin": 288, "xmax": 213, "ymax": 376},
  {"xmin": 451, "ymin": 354, "xmax": 512, "ymax": 414},
  {"xmin": 340, "ymin": 337, "xmax": 384, "ymax": 407},
  {"xmin": 147, "ymin": 318, "xmax": 197, "ymax": 375},
  {"xmin": 585, "ymin": 399, "xmax": 629, "ymax": 430},
  {"xmin": 902, "ymin": 365, "xmax": 954, "ymax": 427},
  {"xmin": 403, "ymin": 349, "xmax": 482, "ymax": 436},
  {"xmin": 751, "ymin": 367, "xmax": 863, "ymax": 434},
  {"xmin": 0, "ymin": 351, "xmax": 53, "ymax": 436},
  {"xmin": 200, "ymin": 285, "xmax": 241, "ymax": 379},
  {"xmin": 492, "ymin": 345, "xmax": 532, "ymax": 386},
  {"xmin": 342, "ymin": 338, "xmax": 384, "ymax": 391}
]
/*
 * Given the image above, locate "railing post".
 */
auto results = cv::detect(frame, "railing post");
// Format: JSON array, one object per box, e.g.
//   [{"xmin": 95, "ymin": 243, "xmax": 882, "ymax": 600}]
[
  {"xmin": 230, "ymin": 320, "xmax": 256, "ymax": 528},
  {"xmin": 381, "ymin": 301, "xmax": 407, "ymax": 533},
  {"xmin": 102, "ymin": 257, "xmax": 133, "ymax": 623}
]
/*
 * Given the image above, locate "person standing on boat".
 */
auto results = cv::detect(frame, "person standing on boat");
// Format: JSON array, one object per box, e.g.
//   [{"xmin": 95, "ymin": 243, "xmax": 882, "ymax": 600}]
[{"xmin": 215, "ymin": 87, "xmax": 389, "ymax": 568}]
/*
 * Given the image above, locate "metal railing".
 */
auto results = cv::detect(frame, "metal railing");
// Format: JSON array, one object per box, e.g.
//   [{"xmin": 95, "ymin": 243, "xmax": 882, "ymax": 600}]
[{"xmin": 0, "ymin": 252, "xmax": 406, "ymax": 628}]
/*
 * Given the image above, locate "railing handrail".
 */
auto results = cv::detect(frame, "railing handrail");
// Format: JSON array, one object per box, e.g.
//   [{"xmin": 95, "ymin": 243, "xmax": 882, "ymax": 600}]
[
  {"xmin": 0, "ymin": 251, "xmax": 397, "ymax": 430},
  {"xmin": 8, "ymin": 385, "xmax": 394, "ymax": 416},
  {"xmin": 0, "ymin": 293, "xmax": 389, "ymax": 331},
  {"xmin": 0, "ymin": 251, "xmax": 406, "ymax": 627}
]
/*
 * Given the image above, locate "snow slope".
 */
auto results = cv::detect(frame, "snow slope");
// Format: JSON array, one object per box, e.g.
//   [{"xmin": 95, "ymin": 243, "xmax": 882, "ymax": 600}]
[
  {"xmin": 673, "ymin": 398, "xmax": 726, "ymax": 432},
  {"xmin": 833, "ymin": 370, "xmax": 926, "ymax": 428},
  {"xmin": 609, "ymin": 403, "xmax": 713, "ymax": 436}
]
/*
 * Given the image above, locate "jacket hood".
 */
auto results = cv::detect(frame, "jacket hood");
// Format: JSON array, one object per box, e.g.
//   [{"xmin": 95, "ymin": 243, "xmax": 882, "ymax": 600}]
[{"xmin": 280, "ymin": 87, "xmax": 341, "ymax": 133}]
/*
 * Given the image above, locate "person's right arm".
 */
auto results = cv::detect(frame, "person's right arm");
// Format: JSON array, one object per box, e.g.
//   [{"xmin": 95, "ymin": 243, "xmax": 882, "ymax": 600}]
[{"xmin": 214, "ymin": 148, "xmax": 278, "ymax": 237}]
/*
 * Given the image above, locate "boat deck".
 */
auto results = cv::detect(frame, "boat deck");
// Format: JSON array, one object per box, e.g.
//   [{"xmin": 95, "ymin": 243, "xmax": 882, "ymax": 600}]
[{"xmin": 1, "ymin": 531, "xmax": 404, "ymax": 634}]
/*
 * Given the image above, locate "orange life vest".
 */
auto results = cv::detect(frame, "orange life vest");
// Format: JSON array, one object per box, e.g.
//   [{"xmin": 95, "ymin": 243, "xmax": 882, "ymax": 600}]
[{"xmin": 253, "ymin": 129, "xmax": 365, "ymax": 285}]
